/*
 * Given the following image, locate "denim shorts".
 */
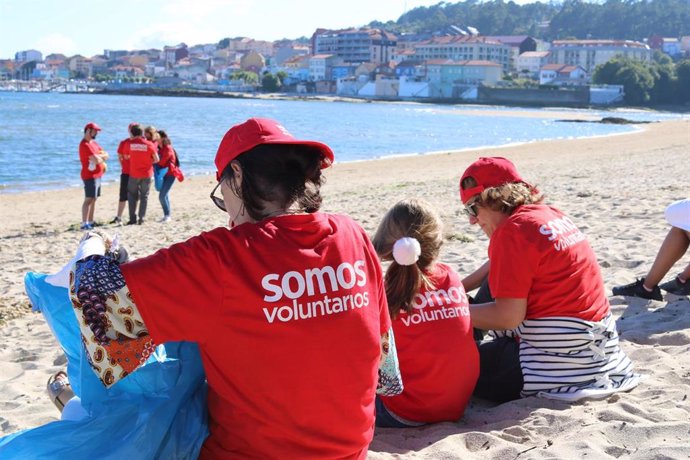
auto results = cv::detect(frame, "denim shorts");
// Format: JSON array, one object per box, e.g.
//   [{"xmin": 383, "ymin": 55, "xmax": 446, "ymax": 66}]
[
  {"xmin": 375, "ymin": 397, "xmax": 425, "ymax": 428},
  {"xmin": 84, "ymin": 178, "xmax": 102, "ymax": 198}
]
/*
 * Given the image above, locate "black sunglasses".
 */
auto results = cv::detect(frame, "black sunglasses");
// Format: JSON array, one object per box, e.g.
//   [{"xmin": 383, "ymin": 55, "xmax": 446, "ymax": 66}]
[
  {"xmin": 463, "ymin": 200, "xmax": 479, "ymax": 218},
  {"xmin": 210, "ymin": 182, "xmax": 226, "ymax": 212}
]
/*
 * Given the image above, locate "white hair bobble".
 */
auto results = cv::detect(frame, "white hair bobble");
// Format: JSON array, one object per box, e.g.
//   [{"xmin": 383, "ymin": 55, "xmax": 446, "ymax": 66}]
[{"xmin": 392, "ymin": 237, "xmax": 421, "ymax": 266}]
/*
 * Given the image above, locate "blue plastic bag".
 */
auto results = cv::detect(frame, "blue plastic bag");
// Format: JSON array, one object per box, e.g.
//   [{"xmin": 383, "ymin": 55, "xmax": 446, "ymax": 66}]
[
  {"xmin": 0, "ymin": 273, "xmax": 209, "ymax": 459},
  {"xmin": 154, "ymin": 164, "xmax": 168, "ymax": 192}
]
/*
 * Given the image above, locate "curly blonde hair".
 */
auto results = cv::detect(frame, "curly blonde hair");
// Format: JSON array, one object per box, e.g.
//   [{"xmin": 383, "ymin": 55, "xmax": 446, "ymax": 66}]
[{"xmin": 461, "ymin": 177, "xmax": 543, "ymax": 215}]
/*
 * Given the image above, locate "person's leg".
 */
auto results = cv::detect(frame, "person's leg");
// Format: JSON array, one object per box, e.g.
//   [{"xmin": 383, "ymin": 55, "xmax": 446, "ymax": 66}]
[
  {"xmin": 127, "ymin": 177, "xmax": 139, "ymax": 224},
  {"xmin": 86, "ymin": 178, "xmax": 101, "ymax": 223},
  {"xmin": 159, "ymin": 175, "xmax": 174, "ymax": 217},
  {"xmin": 659, "ymin": 231, "xmax": 690, "ymax": 295},
  {"xmin": 473, "ymin": 337, "xmax": 523, "ymax": 403},
  {"xmin": 374, "ymin": 397, "xmax": 425, "ymax": 428},
  {"xmin": 138, "ymin": 177, "xmax": 152, "ymax": 223},
  {"xmin": 644, "ymin": 227, "xmax": 690, "ymax": 288},
  {"xmin": 81, "ymin": 198, "xmax": 94, "ymax": 225},
  {"xmin": 113, "ymin": 173, "xmax": 129, "ymax": 222},
  {"xmin": 82, "ymin": 179, "xmax": 96, "ymax": 228}
]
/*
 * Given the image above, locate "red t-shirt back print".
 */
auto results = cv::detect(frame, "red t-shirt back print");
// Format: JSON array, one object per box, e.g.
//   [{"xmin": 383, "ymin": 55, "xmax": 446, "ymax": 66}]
[
  {"xmin": 121, "ymin": 212, "xmax": 389, "ymax": 459},
  {"xmin": 489, "ymin": 204, "xmax": 609, "ymax": 321}
]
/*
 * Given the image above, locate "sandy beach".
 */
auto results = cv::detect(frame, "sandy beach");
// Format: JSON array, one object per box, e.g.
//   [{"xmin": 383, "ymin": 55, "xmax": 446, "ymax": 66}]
[{"xmin": 1, "ymin": 118, "xmax": 689, "ymax": 458}]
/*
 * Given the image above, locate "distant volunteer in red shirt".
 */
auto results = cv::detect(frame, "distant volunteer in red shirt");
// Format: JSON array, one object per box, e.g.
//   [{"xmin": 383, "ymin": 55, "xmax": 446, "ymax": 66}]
[
  {"xmin": 459, "ymin": 157, "xmax": 640, "ymax": 403},
  {"xmin": 79, "ymin": 122, "xmax": 109, "ymax": 230},
  {"xmin": 125, "ymin": 124, "xmax": 158, "ymax": 225},
  {"xmin": 372, "ymin": 198, "xmax": 479, "ymax": 427},
  {"xmin": 68, "ymin": 118, "xmax": 402, "ymax": 459},
  {"xmin": 110, "ymin": 122, "xmax": 138, "ymax": 225},
  {"xmin": 155, "ymin": 130, "xmax": 184, "ymax": 223}
]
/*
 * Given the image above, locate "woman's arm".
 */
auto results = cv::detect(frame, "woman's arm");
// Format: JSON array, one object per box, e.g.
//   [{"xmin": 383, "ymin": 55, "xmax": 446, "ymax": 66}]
[
  {"xmin": 69, "ymin": 232, "xmax": 155, "ymax": 387},
  {"xmin": 377, "ymin": 328, "xmax": 403, "ymax": 396},
  {"xmin": 470, "ymin": 297, "xmax": 527, "ymax": 330},
  {"xmin": 462, "ymin": 260, "xmax": 490, "ymax": 292}
]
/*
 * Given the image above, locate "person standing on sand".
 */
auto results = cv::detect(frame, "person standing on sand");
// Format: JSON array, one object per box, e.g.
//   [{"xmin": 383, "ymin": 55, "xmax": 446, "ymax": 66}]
[
  {"xmin": 79, "ymin": 122, "xmax": 109, "ymax": 230},
  {"xmin": 156, "ymin": 130, "xmax": 183, "ymax": 222},
  {"xmin": 124, "ymin": 124, "xmax": 158, "ymax": 225},
  {"xmin": 110, "ymin": 123, "xmax": 138, "ymax": 225},
  {"xmin": 459, "ymin": 156, "xmax": 639, "ymax": 403}
]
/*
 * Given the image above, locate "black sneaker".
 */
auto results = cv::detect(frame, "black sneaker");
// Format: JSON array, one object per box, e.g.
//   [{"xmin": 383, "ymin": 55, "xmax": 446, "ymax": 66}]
[
  {"xmin": 612, "ymin": 278, "xmax": 663, "ymax": 301},
  {"xmin": 110, "ymin": 216, "xmax": 121, "ymax": 225},
  {"xmin": 659, "ymin": 276, "xmax": 690, "ymax": 296},
  {"xmin": 126, "ymin": 220, "xmax": 137, "ymax": 226}
]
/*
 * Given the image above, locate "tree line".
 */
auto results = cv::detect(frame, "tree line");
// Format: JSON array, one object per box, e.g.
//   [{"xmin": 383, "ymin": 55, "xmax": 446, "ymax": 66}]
[
  {"xmin": 593, "ymin": 53, "xmax": 690, "ymax": 105},
  {"xmin": 370, "ymin": 0, "xmax": 690, "ymax": 41}
]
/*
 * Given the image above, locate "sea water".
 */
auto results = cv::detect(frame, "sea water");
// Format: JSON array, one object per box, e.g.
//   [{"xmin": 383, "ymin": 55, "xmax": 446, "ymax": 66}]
[{"xmin": 0, "ymin": 91, "xmax": 685, "ymax": 193}]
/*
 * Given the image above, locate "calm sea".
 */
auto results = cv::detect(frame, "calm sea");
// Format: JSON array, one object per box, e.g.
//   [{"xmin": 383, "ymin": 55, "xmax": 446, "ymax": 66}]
[{"xmin": 0, "ymin": 92, "xmax": 685, "ymax": 193}]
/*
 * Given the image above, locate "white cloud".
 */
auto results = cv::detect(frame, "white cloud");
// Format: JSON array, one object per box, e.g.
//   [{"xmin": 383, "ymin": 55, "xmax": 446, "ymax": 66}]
[{"xmin": 33, "ymin": 33, "xmax": 78, "ymax": 56}]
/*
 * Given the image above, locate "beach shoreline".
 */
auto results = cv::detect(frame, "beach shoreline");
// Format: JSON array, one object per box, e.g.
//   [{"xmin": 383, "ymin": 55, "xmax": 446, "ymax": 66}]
[{"xmin": 1, "ymin": 119, "xmax": 689, "ymax": 458}]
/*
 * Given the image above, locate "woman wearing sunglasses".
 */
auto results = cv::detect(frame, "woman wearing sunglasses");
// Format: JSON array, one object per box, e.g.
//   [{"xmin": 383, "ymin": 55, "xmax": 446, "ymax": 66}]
[
  {"xmin": 63, "ymin": 118, "xmax": 402, "ymax": 459},
  {"xmin": 459, "ymin": 156, "xmax": 639, "ymax": 403}
]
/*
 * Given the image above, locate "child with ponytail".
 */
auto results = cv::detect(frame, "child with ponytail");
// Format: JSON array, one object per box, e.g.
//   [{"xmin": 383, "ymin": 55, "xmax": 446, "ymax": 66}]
[{"xmin": 372, "ymin": 198, "xmax": 480, "ymax": 427}]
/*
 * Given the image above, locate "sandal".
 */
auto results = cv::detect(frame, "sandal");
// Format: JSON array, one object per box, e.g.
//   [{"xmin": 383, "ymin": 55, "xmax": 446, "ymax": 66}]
[{"xmin": 46, "ymin": 370, "xmax": 75, "ymax": 412}]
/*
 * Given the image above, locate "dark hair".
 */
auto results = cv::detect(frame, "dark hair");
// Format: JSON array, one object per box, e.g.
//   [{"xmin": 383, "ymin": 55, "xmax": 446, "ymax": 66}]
[
  {"xmin": 130, "ymin": 125, "xmax": 143, "ymax": 137},
  {"xmin": 158, "ymin": 130, "xmax": 171, "ymax": 146},
  {"xmin": 220, "ymin": 144, "xmax": 325, "ymax": 221},
  {"xmin": 372, "ymin": 198, "xmax": 443, "ymax": 319}
]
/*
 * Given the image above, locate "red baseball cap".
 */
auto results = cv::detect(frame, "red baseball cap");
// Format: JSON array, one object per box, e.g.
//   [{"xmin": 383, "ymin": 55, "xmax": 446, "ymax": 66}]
[
  {"xmin": 84, "ymin": 122, "xmax": 102, "ymax": 131},
  {"xmin": 459, "ymin": 156, "xmax": 532, "ymax": 203},
  {"xmin": 214, "ymin": 118, "xmax": 334, "ymax": 180}
]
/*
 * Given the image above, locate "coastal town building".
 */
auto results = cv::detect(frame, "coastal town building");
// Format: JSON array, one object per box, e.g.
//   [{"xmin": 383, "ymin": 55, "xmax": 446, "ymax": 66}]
[
  {"xmin": 239, "ymin": 50, "xmax": 265, "ymax": 75},
  {"xmin": 412, "ymin": 36, "xmax": 511, "ymax": 72},
  {"xmin": 309, "ymin": 54, "xmax": 338, "ymax": 81},
  {"xmin": 647, "ymin": 36, "xmax": 682, "ymax": 58},
  {"xmin": 681, "ymin": 36, "xmax": 690, "ymax": 57},
  {"xmin": 485, "ymin": 35, "xmax": 539, "ymax": 71},
  {"xmin": 273, "ymin": 42, "xmax": 310, "ymax": 65},
  {"xmin": 103, "ymin": 50, "xmax": 129, "ymax": 60},
  {"xmin": 539, "ymin": 64, "xmax": 588, "ymax": 85},
  {"xmin": 425, "ymin": 59, "xmax": 502, "ymax": 97},
  {"xmin": 14, "ymin": 49, "xmax": 43, "ymax": 63},
  {"xmin": 517, "ymin": 51, "xmax": 551, "ymax": 78},
  {"xmin": 66, "ymin": 55, "xmax": 93, "ymax": 78},
  {"xmin": 223, "ymin": 38, "xmax": 274, "ymax": 57},
  {"xmin": 312, "ymin": 28, "xmax": 397, "ymax": 64},
  {"xmin": 548, "ymin": 40, "xmax": 652, "ymax": 73},
  {"xmin": 164, "ymin": 44, "xmax": 189, "ymax": 67}
]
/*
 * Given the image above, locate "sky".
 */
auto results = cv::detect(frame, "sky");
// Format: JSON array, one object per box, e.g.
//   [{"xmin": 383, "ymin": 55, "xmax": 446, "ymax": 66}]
[
  {"xmin": 0, "ymin": 0, "xmax": 539, "ymax": 59},
  {"xmin": 0, "ymin": 0, "xmax": 442, "ymax": 59}
]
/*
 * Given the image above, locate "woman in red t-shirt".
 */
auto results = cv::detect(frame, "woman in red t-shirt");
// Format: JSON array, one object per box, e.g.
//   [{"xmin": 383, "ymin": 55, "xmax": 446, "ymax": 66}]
[
  {"xmin": 372, "ymin": 198, "xmax": 479, "ymax": 427},
  {"xmin": 62, "ymin": 118, "xmax": 402, "ymax": 459},
  {"xmin": 155, "ymin": 130, "xmax": 181, "ymax": 222},
  {"xmin": 458, "ymin": 156, "xmax": 639, "ymax": 403}
]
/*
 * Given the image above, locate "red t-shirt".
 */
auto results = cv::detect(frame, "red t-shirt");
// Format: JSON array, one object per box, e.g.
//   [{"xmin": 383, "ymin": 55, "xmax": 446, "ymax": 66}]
[
  {"xmin": 117, "ymin": 138, "xmax": 131, "ymax": 175},
  {"xmin": 121, "ymin": 213, "xmax": 390, "ymax": 460},
  {"xmin": 380, "ymin": 263, "xmax": 479, "ymax": 423},
  {"xmin": 489, "ymin": 204, "xmax": 609, "ymax": 321},
  {"xmin": 126, "ymin": 138, "xmax": 157, "ymax": 179},
  {"xmin": 157, "ymin": 144, "xmax": 176, "ymax": 176},
  {"xmin": 79, "ymin": 139, "xmax": 105, "ymax": 180}
]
